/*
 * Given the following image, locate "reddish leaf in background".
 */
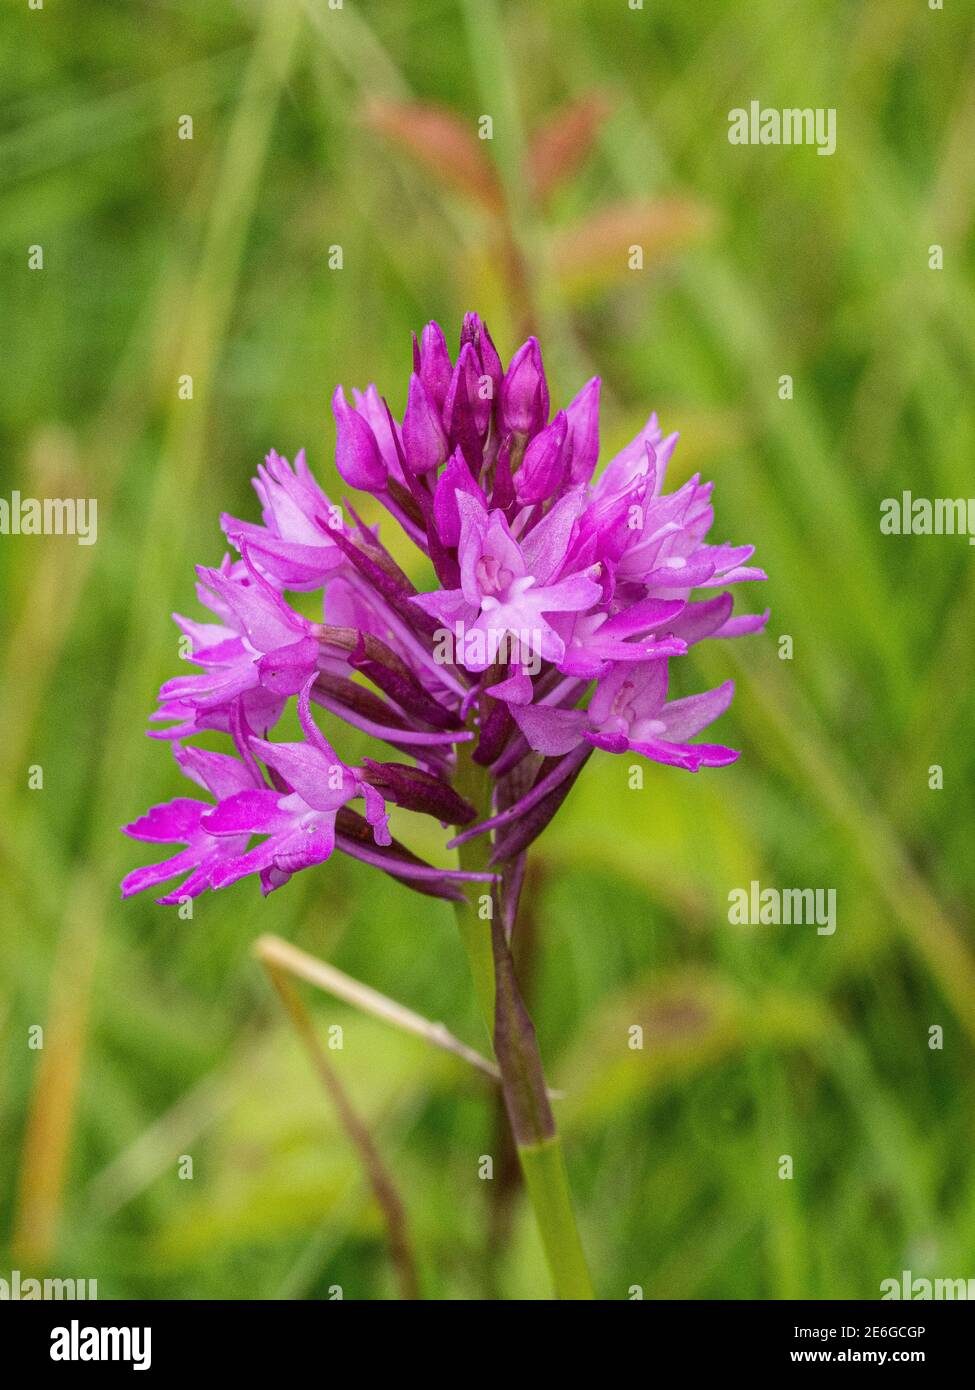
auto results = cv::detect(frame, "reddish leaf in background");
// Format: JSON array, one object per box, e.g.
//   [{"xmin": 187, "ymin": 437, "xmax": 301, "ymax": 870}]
[
  {"xmin": 364, "ymin": 99, "xmax": 505, "ymax": 213},
  {"xmin": 527, "ymin": 92, "xmax": 613, "ymax": 206},
  {"xmin": 553, "ymin": 197, "xmax": 714, "ymax": 290}
]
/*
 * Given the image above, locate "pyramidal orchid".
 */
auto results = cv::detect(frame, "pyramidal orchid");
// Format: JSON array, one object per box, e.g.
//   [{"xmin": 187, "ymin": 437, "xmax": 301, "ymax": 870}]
[{"xmin": 123, "ymin": 314, "xmax": 767, "ymax": 1299}]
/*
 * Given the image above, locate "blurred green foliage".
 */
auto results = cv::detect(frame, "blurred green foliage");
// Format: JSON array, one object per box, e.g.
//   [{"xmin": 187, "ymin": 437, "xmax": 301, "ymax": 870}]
[{"xmin": 1, "ymin": 0, "xmax": 974, "ymax": 1300}]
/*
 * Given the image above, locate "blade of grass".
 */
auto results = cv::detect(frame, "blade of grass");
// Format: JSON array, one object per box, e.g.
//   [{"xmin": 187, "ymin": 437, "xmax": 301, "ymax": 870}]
[{"xmin": 259, "ymin": 944, "xmax": 421, "ymax": 1301}]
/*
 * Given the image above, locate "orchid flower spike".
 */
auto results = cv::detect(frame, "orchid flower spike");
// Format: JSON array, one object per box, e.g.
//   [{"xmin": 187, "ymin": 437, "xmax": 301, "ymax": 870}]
[{"xmin": 124, "ymin": 316, "xmax": 767, "ymax": 904}]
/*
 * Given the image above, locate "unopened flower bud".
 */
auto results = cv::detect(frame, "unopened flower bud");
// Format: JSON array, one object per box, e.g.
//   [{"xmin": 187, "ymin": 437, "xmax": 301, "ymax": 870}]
[
  {"xmin": 564, "ymin": 376, "xmax": 601, "ymax": 485},
  {"xmin": 445, "ymin": 341, "xmax": 492, "ymax": 441},
  {"xmin": 460, "ymin": 312, "xmax": 503, "ymax": 407},
  {"xmin": 418, "ymin": 321, "xmax": 453, "ymax": 413},
  {"xmin": 402, "ymin": 373, "xmax": 449, "ymax": 473},
  {"xmin": 515, "ymin": 410, "xmax": 568, "ymax": 504},
  {"xmin": 501, "ymin": 336, "xmax": 549, "ymax": 436},
  {"xmin": 332, "ymin": 386, "xmax": 387, "ymax": 491}
]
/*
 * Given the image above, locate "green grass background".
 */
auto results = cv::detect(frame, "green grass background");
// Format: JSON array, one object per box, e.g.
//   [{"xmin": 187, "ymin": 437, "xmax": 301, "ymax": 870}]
[{"xmin": 1, "ymin": 0, "xmax": 974, "ymax": 1299}]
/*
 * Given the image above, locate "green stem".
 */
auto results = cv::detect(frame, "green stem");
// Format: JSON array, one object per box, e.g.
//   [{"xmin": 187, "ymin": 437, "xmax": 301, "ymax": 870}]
[
  {"xmin": 453, "ymin": 749, "xmax": 497, "ymax": 1033},
  {"xmin": 519, "ymin": 1138, "xmax": 593, "ymax": 1301},
  {"xmin": 452, "ymin": 745, "xmax": 594, "ymax": 1300}
]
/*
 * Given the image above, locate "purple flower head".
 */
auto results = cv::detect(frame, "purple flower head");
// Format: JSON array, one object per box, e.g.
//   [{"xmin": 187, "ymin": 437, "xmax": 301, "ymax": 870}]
[{"xmin": 124, "ymin": 315, "xmax": 766, "ymax": 905}]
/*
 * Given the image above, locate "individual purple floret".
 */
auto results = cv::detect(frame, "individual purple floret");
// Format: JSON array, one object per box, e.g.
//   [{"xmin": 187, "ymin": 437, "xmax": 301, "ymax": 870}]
[{"xmin": 124, "ymin": 314, "xmax": 767, "ymax": 902}]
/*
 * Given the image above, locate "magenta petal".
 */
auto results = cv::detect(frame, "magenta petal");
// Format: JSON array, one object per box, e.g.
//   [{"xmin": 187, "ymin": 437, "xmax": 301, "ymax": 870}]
[
  {"xmin": 584, "ymin": 730, "xmax": 630, "ymax": 755},
  {"xmin": 515, "ymin": 411, "xmax": 567, "ymax": 504},
  {"xmin": 120, "ymin": 846, "xmax": 199, "ymax": 898},
  {"xmin": 410, "ymin": 587, "xmax": 472, "ymax": 626},
  {"xmin": 418, "ymin": 321, "xmax": 453, "ymax": 411},
  {"xmin": 174, "ymin": 745, "xmax": 260, "ymax": 801},
  {"xmin": 257, "ymin": 636, "xmax": 320, "ymax": 694},
  {"xmin": 403, "ymin": 372, "xmax": 449, "ymax": 473},
  {"xmin": 698, "ymin": 565, "xmax": 767, "ymax": 587},
  {"xmin": 124, "ymin": 798, "xmax": 207, "ymax": 844},
  {"xmin": 201, "ymin": 789, "xmax": 289, "ymax": 835},
  {"xmin": 627, "ymin": 736, "xmax": 739, "ymax": 771},
  {"xmin": 268, "ymin": 823, "xmax": 336, "ymax": 878},
  {"xmin": 520, "ymin": 488, "xmax": 587, "ymax": 585},
  {"xmin": 533, "ymin": 572, "xmax": 603, "ymax": 616},
  {"xmin": 360, "ymin": 782, "xmax": 393, "ymax": 843},
  {"xmin": 226, "ymin": 531, "xmax": 344, "ymax": 590},
  {"xmin": 667, "ymin": 593, "xmax": 734, "ymax": 644},
  {"xmin": 641, "ymin": 558, "xmax": 716, "ymax": 589},
  {"xmin": 511, "ymin": 703, "xmax": 587, "ymax": 756},
  {"xmin": 250, "ymin": 739, "xmax": 351, "ymax": 813},
  {"xmin": 198, "ymin": 554, "xmax": 306, "ymax": 655},
  {"xmin": 433, "ymin": 448, "xmax": 487, "ymax": 546},
  {"xmin": 209, "ymin": 839, "xmax": 280, "ymax": 889},
  {"xmin": 715, "ymin": 607, "xmax": 771, "ymax": 638},
  {"xmin": 485, "ymin": 670, "xmax": 534, "ymax": 705},
  {"xmin": 564, "ymin": 376, "xmax": 600, "ymax": 486},
  {"xmin": 597, "ymin": 597, "xmax": 686, "ymax": 638},
  {"xmin": 331, "ymin": 385, "xmax": 387, "ymax": 490},
  {"xmin": 501, "ymin": 336, "xmax": 549, "ymax": 435},
  {"xmin": 656, "ymin": 680, "xmax": 734, "ymax": 741}
]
